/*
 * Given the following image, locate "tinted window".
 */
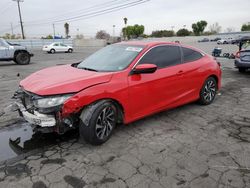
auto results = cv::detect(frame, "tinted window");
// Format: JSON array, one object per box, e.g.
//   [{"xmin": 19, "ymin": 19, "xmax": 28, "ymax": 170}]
[
  {"xmin": 139, "ymin": 45, "xmax": 181, "ymax": 68},
  {"xmin": 53, "ymin": 43, "xmax": 59, "ymax": 46},
  {"xmin": 182, "ymin": 47, "xmax": 203, "ymax": 63}
]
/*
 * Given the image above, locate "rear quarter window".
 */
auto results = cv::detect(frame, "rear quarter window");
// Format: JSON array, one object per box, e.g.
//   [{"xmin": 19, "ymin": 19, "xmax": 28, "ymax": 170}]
[{"xmin": 182, "ymin": 47, "xmax": 203, "ymax": 63}]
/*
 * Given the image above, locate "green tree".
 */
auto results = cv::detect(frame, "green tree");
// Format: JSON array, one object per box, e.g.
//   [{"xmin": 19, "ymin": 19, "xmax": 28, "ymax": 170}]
[
  {"xmin": 151, "ymin": 30, "xmax": 174, "ymax": 37},
  {"xmin": 192, "ymin": 20, "xmax": 208, "ymax": 36},
  {"xmin": 64, "ymin": 22, "xmax": 69, "ymax": 38},
  {"xmin": 2, "ymin": 33, "xmax": 11, "ymax": 39},
  {"xmin": 41, "ymin": 35, "xmax": 53, "ymax": 39},
  {"xmin": 123, "ymin": 24, "xmax": 144, "ymax": 39},
  {"xmin": 2, "ymin": 33, "xmax": 19, "ymax": 39},
  {"xmin": 176, "ymin": 29, "xmax": 191, "ymax": 36},
  {"xmin": 241, "ymin": 24, "xmax": 250, "ymax": 31}
]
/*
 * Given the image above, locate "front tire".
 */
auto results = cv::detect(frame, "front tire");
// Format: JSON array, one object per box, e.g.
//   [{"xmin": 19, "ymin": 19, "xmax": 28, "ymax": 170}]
[
  {"xmin": 68, "ymin": 48, "xmax": 73, "ymax": 53},
  {"xmin": 79, "ymin": 101, "xmax": 117, "ymax": 145},
  {"xmin": 15, "ymin": 52, "xmax": 30, "ymax": 65},
  {"xmin": 199, "ymin": 77, "xmax": 217, "ymax": 105}
]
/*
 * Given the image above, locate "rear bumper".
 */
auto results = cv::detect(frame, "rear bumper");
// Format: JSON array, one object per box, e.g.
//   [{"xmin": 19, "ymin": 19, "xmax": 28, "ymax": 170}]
[
  {"xmin": 235, "ymin": 59, "xmax": 250, "ymax": 68},
  {"xmin": 15, "ymin": 102, "xmax": 56, "ymax": 127}
]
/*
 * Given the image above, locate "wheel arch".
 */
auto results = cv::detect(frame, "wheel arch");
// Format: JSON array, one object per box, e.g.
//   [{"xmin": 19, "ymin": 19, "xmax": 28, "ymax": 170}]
[
  {"xmin": 77, "ymin": 98, "xmax": 125, "ymax": 131},
  {"xmin": 200, "ymin": 74, "xmax": 220, "ymax": 93},
  {"xmin": 208, "ymin": 74, "xmax": 218, "ymax": 85},
  {"xmin": 86, "ymin": 98, "xmax": 125, "ymax": 124},
  {"xmin": 14, "ymin": 50, "xmax": 28, "ymax": 59}
]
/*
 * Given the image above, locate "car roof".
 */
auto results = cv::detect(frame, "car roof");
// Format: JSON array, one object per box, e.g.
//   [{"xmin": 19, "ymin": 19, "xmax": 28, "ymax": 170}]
[
  {"xmin": 119, "ymin": 41, "xmax": 180, "ymax": 47},
  {"xmin": 117, "ymin": 41, "xmax": 205, "ymax": 54}
]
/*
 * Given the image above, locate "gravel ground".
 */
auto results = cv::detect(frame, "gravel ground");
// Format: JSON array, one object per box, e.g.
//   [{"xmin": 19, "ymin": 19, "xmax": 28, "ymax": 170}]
[{"xmin": 0, "ymin": 42, "xmax": 250, "ymax": 188}]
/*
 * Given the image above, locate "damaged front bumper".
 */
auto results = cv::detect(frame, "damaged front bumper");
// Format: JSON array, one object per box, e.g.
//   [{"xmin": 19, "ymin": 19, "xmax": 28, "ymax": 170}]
[
  {"xmin": 14, "ymin": 102, "xmax": 56, "ymax": 127},
  {"xmin": 10, "ymin": 88, "xmax": 78, "ymax": 134}
]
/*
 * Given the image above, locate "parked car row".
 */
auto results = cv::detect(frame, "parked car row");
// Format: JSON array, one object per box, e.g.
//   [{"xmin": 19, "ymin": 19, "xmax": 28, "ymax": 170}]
[
  {"xmin": 217, "ymin": 37, "xmax": 243, "ymax": 45},
  {"xmin": 198, "ymin": 37, "xmax": 221, "ymax": 43},
  {"xmin": 198, "ymin": 37, "xmax": 246, "ymax": 45}
]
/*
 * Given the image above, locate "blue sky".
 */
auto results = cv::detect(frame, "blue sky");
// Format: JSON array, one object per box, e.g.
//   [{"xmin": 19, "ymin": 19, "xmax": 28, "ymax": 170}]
[{"xmin": 0, "ymin": 0, "xmax": 249, "ymax": 38}]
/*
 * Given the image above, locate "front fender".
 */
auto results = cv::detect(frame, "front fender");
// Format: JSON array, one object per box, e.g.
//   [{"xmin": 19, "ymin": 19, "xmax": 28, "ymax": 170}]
[{"xmin": 62, "ymin": 74, "xmax": 129, "ymax": 121}]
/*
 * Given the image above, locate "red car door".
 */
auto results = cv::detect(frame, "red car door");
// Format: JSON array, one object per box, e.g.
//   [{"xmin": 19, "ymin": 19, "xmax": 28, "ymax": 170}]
[
  {"xmin": 178, "ymin": 47, "xmax": 207, "ymax": 102},
  {"xmin": 127, "ymin": 45, "xmax": 185, "ymax": 121}
]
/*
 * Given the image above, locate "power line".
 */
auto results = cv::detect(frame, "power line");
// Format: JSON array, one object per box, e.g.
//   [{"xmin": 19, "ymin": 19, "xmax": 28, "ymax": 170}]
[
  {"xmin": 25, "ymin": 0, "xmax": 129, "ymax": 24},
  {"xmin": 63, "ymin": 0, "xmax": 150, "ymax": 23},
  {"xmin": 1, "ymin": 2, "xmax": 14, "ymax": 15},
  {"xmin": 25, "ymin": 0, "xmax": 149, "ymax": 26}
]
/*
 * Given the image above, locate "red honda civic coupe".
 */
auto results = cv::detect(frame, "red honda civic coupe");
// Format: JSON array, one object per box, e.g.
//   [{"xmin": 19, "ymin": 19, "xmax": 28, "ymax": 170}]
[{"xmin": 13, "ymin": 41, "xmax": 221, "ymax": 145}]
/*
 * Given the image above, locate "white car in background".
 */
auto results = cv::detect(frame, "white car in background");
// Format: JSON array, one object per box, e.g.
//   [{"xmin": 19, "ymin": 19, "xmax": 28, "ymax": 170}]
[
  {"xmin": 217, "ymin": 38, "xmax": 233, "ymax": 45},
  {"xmin": 42, "ymin": 42, "xmax": 73, "ymax": 53}
]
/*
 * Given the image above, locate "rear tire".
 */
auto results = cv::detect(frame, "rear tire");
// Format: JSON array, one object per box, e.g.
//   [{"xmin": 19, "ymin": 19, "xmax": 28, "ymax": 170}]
[
  {"xmin": 50, "ymin": 49, "xmax": 55, "ymax": 54},
  {"xmin": 68, "ymin": 48, "xmax": 73, "ymax": 53},
  {"xmin": 199, "ymin": 77, "xmax": 217, "ymax": 105},
  {"xmin": 15, "ymin": 52, "xmax": 30, "ymax": 65},
  {"xmin": 79, "ymin": 101, "xmax": 117, "ymax": 145},
  {"xmin": 239, "ymin": 68, "xmax": 246, "ymax": 73}
]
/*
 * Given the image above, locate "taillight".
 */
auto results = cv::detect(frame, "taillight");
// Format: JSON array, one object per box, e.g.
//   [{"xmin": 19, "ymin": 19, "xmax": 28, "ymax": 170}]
[{"xmin": 235, "ymin": 51, "xmax": 240, "ymax": 58}]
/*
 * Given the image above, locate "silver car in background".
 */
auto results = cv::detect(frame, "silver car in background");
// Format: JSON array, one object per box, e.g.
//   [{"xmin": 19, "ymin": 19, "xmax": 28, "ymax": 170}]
[{"xmin": 235, "ymin": 36, "xmax": 250, "ymax": 72}]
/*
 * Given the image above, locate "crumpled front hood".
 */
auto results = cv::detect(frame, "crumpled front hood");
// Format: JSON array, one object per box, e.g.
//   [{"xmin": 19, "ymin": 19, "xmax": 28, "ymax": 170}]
[{"xmin": 20, "ymin": 64, "xmax": 113, "ymax": 95}]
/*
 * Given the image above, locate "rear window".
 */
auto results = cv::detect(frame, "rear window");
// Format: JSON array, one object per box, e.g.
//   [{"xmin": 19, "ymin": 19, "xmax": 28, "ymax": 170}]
[
  {"xmin": 242, "ymin": 42, "xmax": 250, "ymax": 50},
  {"xmin": 181, "ymin": 47, "xmax": 203, "ymax": 63}
]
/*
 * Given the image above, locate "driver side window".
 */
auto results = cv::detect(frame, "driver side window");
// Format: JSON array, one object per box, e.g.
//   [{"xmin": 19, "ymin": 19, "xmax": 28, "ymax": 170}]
[{"xmin": 139, "ymin": 45, "xmax": 181, "ymax": 68}]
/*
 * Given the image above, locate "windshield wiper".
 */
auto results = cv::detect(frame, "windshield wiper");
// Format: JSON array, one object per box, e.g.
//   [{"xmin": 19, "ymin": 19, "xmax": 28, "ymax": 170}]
[{"xmin": 79, "ymin": 67, "xmax": 98, "ymax": 72}]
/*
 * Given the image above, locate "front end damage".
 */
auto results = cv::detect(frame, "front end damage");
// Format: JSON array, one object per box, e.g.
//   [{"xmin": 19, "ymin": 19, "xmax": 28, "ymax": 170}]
[{"xmin": 12, "ymin": 88, "xmax": 79, "ymax": 134}]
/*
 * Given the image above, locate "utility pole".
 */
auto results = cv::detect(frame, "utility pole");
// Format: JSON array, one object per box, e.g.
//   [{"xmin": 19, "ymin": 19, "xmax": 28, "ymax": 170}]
[
  {"xmin": 53, "ymin": 23, "xmax": 55, "ymax": 39},
  {"xmin": 13, "ymin": 0, "xmax": 25, "ymax": 39}
]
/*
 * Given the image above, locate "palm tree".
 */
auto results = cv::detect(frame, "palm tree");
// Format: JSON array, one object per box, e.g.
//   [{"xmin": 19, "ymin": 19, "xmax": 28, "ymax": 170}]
[
  {"xmin": 123, "ymin": 18, "xmax": 128, "ymax": 40},
  {"xmin": 123, "ymin": 17, "xmax": 128, "ymax": 26},
  {"xmin": 64, "ymin": 22, "xmax": 69, "ymax": 38}
]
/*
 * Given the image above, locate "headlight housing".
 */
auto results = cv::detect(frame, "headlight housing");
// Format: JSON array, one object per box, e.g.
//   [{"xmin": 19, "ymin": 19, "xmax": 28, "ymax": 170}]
[{"xmin": 34, "ymin": 94, "xmax": 73, "ymax": 109}]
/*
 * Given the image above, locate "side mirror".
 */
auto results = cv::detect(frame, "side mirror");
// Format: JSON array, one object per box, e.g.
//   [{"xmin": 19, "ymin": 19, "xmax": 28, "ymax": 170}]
[{"xmin": 132, "ymin": 64, "xmax": 157, "ymax": 74}]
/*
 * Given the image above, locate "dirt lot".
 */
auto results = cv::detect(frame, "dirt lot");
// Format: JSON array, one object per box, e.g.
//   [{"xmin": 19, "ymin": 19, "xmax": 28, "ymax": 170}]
[{"xmin": 0, "ymin": 42, "xmax": 250, "ymax": 188}]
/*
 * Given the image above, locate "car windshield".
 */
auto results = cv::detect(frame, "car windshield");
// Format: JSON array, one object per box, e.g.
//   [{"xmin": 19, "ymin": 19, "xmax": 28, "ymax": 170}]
[{"xmin": 77, "ymin": 44, "xmax": 144, "ymax": 72}]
